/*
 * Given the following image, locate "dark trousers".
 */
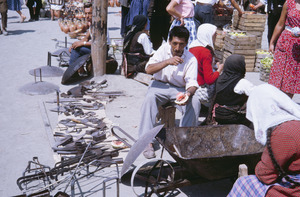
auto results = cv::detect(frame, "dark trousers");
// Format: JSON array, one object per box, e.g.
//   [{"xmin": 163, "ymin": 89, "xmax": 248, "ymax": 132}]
[
  {"xmin": 1, "ymin": 11, "xmax": 7, "ymax": 30},
  {"xmin": 193, "ymin": 4, "xmax": 214, "ymax": 31},
  {"xmin": 26, "ymin": 0, "xmax": 42, "ymax": 20},
  {"xmin": 149, "ymin": 15, "xmax": 171, "ymax": 50},
  {"xmin": 0, "ymin": 0, "xmax": 7, "ymax": 31},
  {"xmin": 69, "ymin": 47, "xmax": 91, "ymax": 65},
  {"xmin": 121, "ymin": 6, "xmax": 130, "ymax": 37},
  {"xmin": 267, "ymin": 11, "xmax": 282, "ymax": 45}
]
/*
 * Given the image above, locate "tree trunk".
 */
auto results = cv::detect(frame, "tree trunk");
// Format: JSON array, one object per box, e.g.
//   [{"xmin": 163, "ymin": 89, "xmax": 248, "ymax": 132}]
[{"xmin": 91, "ymin": 0, "xmax": 108, "ymax": 76}]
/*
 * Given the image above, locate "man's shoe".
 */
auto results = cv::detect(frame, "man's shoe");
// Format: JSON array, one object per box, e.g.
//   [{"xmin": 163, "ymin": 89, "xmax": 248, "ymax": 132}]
[
  {"xmin": 29, "ymin": 19, "xmax": 35, "ymax": 22},
  {"xmin": 143, "ymin": 144, "xmax": 156, "ymax": 159}
]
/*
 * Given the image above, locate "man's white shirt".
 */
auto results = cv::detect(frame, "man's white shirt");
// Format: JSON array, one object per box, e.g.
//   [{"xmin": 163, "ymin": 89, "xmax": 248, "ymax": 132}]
[{"xmin": 146, "ymin": 43, "xmax": 199, "ymax": 90}]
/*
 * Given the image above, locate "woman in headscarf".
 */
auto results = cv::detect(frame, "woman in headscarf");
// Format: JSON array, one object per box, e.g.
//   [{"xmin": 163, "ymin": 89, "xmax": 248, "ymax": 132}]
[
  {"xmin": 228, "ymin": 83, "xmax": 300, "ymax": 197},
  {"xmin": 189, "ymin": 23, "xmax": 224, "ymax": 108},
  {"xmin": 123, "ymin": 14, "xmax": 154, "ymax": 78},
  {"xmin": 213, "ymin": 54, "xmax": 254, "ymax": 126}
]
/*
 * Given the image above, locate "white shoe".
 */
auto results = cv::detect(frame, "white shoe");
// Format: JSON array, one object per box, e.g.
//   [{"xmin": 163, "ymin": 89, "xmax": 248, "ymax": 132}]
[{"xmin": 2, "ymin": 29, "xmax": 8, "ymax": 36}]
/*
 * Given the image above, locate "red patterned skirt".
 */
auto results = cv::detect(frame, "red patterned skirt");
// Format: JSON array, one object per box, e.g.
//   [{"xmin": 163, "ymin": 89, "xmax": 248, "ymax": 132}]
[{"xmin": 268, "ymin": 30, "xmax": 300, "ymax": 94}]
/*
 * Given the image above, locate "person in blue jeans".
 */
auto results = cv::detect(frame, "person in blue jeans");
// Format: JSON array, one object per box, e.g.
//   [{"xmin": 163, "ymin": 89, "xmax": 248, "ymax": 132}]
[
  {"xmin": 69, "ymin": 2, "xmax": 111, "ymax": 76},
  {"xmin": 68, "ymin": 3, "xmax": 92, "ymax": 76}
]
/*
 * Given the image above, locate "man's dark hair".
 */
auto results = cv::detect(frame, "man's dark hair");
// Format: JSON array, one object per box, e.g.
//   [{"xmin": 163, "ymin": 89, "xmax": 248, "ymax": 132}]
[
  {"xmin": 84, "ymin": 2, "xmax": 92, "ymax": 9},
  {"xmin": 169, "ymin": 26, "xmax": 189, "ymax": 43}
]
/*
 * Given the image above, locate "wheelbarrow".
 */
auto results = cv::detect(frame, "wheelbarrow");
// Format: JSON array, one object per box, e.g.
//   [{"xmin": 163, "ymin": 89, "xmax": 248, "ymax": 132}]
[{"xmin": 116, "ymin": 124, "xmax": 264, "ymax": 196}]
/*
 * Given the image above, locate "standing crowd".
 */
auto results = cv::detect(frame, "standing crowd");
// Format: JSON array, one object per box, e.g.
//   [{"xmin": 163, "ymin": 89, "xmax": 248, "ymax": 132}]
[
  {"xmin": 0, "ymin": 0, "xmax": 44, "ymax": 35},
  {"xmin": 0, "ymin": 0, "xmax": 71, "ymax": 35}
]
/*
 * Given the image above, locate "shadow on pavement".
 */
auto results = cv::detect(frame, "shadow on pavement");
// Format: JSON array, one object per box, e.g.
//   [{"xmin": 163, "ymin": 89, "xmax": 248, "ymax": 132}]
[
  {"xmin": 60, "ymin": 74, "xmax": 93, "ymax": 86},
  {"xmin": 108, "ymin": 11, "xmax": 119, "ymax": 14},
  {"xmin": 7, "ymin": 29, "xmax": 35, "ymax": 35},
  {"xmin": 120, "ymin": 163, "xmax": 234, "ymax": 197},
  {"xmin": 8, "ymin": 16, "xmax": 18, "ymax": 19},
  {"xmin": 108, "ymin": 27, "xmax": 120, "ymax": 31}
]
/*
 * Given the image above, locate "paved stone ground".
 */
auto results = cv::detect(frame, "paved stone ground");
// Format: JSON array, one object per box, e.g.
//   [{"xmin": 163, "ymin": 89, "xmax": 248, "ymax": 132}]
[{"xmin": 0, "ymin": 5, "xmax": 299, "ymax": 197}]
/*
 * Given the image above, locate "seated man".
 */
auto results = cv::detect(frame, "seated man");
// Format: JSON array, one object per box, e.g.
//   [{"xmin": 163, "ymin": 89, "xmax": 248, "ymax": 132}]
[
  {"xmin": 68, "ymin": 2, "xmax": 93, "ymax": 76},
  {"xmin": 68, "ymin": 2, "xmax": 111, "ymax": 76},
  {"xmin": 139, "ymin": 26, "xmax": 201, "ymax": 159}
]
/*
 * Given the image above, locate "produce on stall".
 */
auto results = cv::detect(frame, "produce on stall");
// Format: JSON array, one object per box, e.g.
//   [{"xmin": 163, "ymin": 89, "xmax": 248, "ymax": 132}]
[
  {"xmin": 260, "ymin": 56, "xmax": 273, "ymax": 82},
  {"xmin": 233, "ymin": 10, "xmax": 266, "ymax": 48},
  {"xmin": 255, "ymin": 50, "xmax": 271, "ymax": 71},
  {"xmin": 215, "ymin": 30, "xmax": 227, "ymax": 63}
]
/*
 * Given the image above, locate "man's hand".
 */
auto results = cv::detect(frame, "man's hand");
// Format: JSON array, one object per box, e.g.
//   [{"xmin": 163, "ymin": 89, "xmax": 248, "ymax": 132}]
[
  {"xmin": 69, "ymin": 41, "xmax": 85, "ymax": 52},
  {"xmin": 166, "ymin": 56, "xmax": 184, "ymax": 66},
  {"xmin": 176, "ymin": 86, "xmax": 197, "ymax": 106}
]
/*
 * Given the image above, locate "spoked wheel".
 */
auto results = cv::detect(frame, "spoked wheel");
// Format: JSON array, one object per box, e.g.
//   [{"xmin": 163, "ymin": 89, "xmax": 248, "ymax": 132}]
[{"xmin": 131, "ymin": 158, "xmax": 175, "ymax": 197}]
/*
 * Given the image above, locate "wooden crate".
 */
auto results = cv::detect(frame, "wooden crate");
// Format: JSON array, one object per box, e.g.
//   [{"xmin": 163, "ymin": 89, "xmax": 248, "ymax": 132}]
[
  {"xmin": 223, "ymin": 32, "xmax": 257, "ymax": 71},
  {"xmin": 224, "ymin": 33, "xmax": 257, "ymax": 54},
  {"xmin": 247, "ymin": 31, "xmax": 263, "ymax": 49},
  {"xmin": 215, "ymin": 30, "xmax": 226, "ymax": 50},
  {"xmin": 215, "ymin": 49, "xmax": 224, "ymax": 63},
  {"xmin": 255, "ymin": 49, "xmax": 272, "ymax": 72},
  {"xmin": 223, "ymin": 50, "xmax": 256, "ymax": 72},
  {"xmin": 259, "ymin": 66, "xmax": 270, "ymax": 82},
  {"xmin": 232, "ymin": 11, "xmax": 266, "ymax": 32}
]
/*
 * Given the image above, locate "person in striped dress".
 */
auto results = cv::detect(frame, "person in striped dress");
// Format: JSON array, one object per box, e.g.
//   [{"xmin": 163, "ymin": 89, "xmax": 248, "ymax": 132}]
[{"xmin": 166, "ymin": 0, "xmax": 196, "ymax": 48}]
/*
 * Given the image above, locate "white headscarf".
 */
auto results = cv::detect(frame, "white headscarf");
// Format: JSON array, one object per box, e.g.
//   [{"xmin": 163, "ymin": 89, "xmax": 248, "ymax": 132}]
[
  {"xmin": 189, "ymin": 23, "xmax": 217, "ymax": 49},
  {"xmin": 246, "ymin": 84, "xmax": 300, "ymax": 145}
]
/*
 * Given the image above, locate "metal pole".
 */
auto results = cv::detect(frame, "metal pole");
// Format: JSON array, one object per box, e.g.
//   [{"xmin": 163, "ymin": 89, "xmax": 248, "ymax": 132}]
[
  {"xmin": 65, "ymin": 36, "xmax": 67, "ymax": 48},
  {"xmin": 91, "ymin": 0, "xmax": 108, "ymax": 76},
  {"xmin": 48, "ymin": 52, "xmax": 51, "ymax": 66},
  {"xmin": 34, "ymin": 69, "xmax": 37, "ymax": 83},
  {"xmin": 39, "ymin": 68, "xmax": 42, "ymax": 82}
]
